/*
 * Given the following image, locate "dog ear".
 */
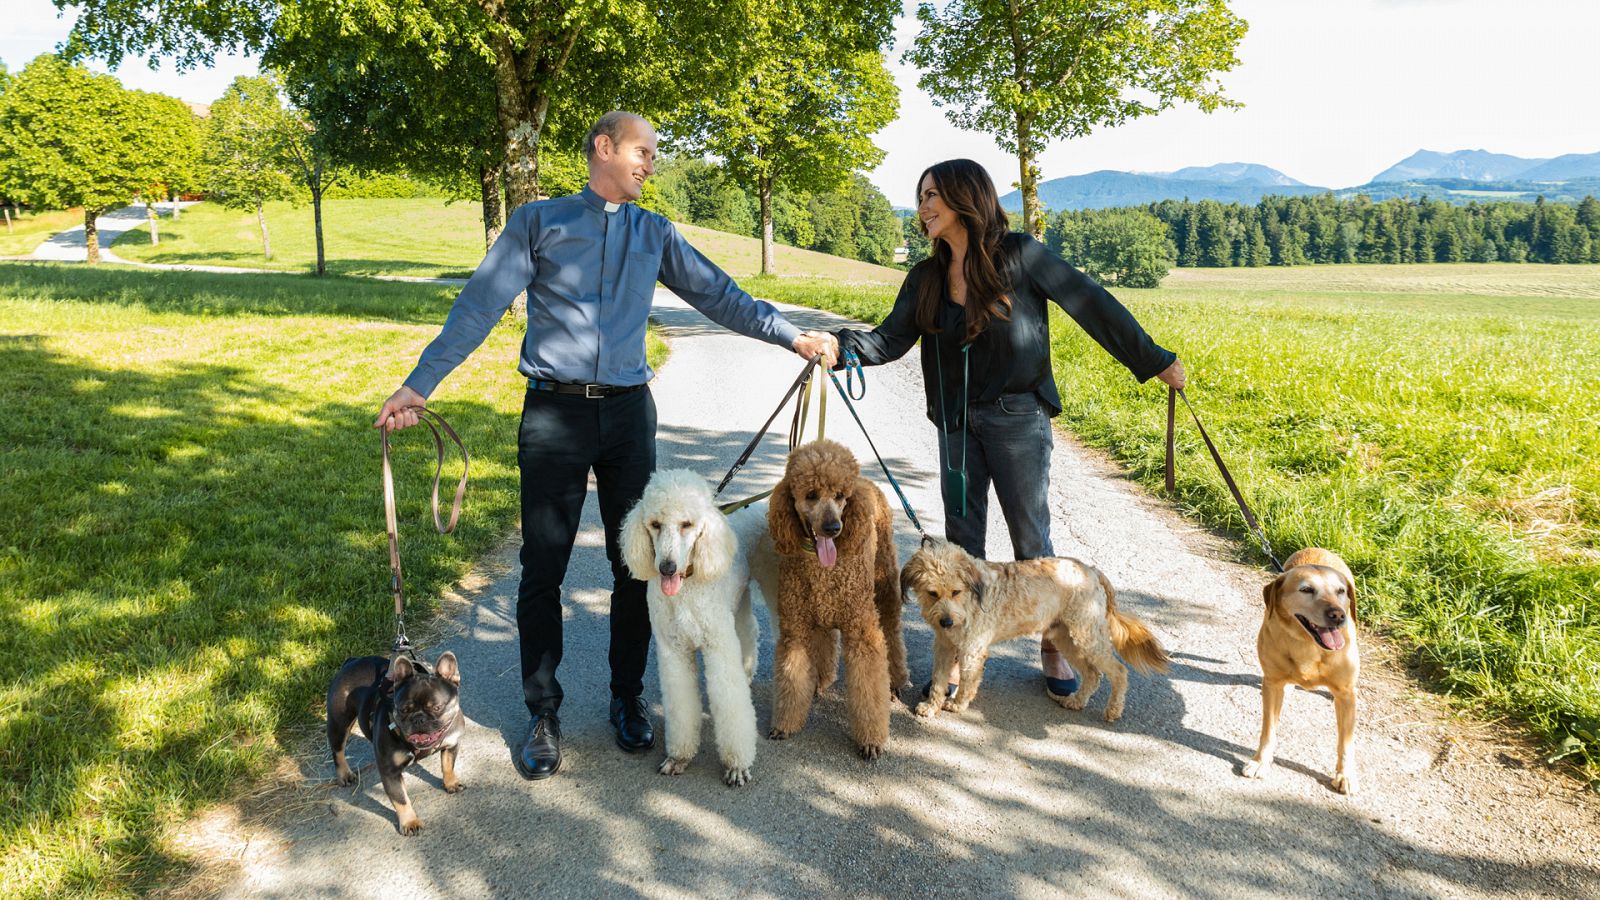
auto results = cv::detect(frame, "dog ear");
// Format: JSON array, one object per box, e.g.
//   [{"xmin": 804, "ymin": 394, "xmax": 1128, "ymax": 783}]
[
  {"xmin": 767, "ymin": 476, "xmax": 806, "ymax": 555},
  {"xmin": 389, "ymin": 655, "xmax": 414, "ymax": 683},
  {"xmin": 960, "ymin": 555, "xmax": 985, "ymax": 606},
  {"xmin": 834, "ymin": 479, "xmax": 878, "ymax": 556},
  {"xmin": 690, "ymin": 508, "xmax": 737, "ymax": 583},
  {"xmin": 1340, "ymin": 571, "xmax": 1357, "ymax": 623},
  {"xmin": 619, "ymin": 495, "xmax": 657, "ymax": 581},
  {"xmin": 433, "ymin": 651, "xmax": 460, "ymax": 685},
  {"xmin": 1262, "ymin": 574, "xmax": 1285, "ymax": 609}
]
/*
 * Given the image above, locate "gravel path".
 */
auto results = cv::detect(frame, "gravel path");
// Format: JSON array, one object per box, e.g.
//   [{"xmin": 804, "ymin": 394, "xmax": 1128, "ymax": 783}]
[{"xmin": 210, "ymin": 288, "xmax": 1598, "ymax": 898}]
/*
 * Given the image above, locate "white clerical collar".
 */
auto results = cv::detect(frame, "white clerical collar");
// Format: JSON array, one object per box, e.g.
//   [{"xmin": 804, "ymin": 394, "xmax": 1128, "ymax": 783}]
[{"xmin": 604, "ymin": 200, "xmax": 620, "ymax": 213}]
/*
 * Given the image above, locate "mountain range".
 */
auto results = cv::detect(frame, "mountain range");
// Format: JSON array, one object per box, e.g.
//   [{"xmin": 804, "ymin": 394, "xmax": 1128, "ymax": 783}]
[{"xmin": 996, "ymin": 150, "xmax": 1600, "ymax": 211}]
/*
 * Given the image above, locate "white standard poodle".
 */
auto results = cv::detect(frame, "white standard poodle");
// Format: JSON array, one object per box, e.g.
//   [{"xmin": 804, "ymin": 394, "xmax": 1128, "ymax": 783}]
[{"xmin": 621, "ymin": 469, "xmax": 774, "ymax": 787}]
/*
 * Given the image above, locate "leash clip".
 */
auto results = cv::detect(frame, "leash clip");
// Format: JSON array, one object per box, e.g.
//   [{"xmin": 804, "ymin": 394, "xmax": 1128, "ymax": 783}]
[{"xmin": 842, "ymin": 349, "xmax": 866, "ymax": 400}]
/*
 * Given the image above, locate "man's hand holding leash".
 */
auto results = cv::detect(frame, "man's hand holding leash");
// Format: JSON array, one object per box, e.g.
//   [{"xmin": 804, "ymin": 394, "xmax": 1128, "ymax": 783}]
[{"xmin": 375, "ymin": 385, "xmax": 427, "ymax": 432}]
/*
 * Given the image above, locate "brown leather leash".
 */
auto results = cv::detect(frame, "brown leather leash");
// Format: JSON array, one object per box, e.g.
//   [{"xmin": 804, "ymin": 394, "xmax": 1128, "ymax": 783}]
[
  {"xmin": 381, "ymin": 406, "xmax": 469, "ymax": 656},
  {"xmin": 1166, "ymin": 386, "xmax": 1283, "ymax": 573}
]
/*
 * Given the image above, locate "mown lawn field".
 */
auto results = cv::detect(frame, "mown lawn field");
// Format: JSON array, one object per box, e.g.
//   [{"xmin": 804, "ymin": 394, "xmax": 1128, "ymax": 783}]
[
  {"xmin": 753, "ymin": 264, "xmax": 1600, "ymax": 779},
  {"xmin": 0, "ymin": 262, "xmax": 666, "ymax": 896},
  {"xmin": 110, "ymin": 198, "xmax": 907, "ymax": 283}
]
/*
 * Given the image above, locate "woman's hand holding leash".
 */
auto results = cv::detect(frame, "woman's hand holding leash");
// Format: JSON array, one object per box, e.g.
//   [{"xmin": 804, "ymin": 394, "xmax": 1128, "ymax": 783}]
[
  {"xmin": 1156, "ymin": 358, "xmax": 1187, "ymax": 390},
  {"xmin": 375, "ymin": 385, "xmax": 427, "ymax": 431}
]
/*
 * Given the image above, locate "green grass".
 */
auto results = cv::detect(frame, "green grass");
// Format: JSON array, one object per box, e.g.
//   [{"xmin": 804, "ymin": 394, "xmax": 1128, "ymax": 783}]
[
  {"xmin": 111, "ymin": 199, "xmax": 492, "ymax": 278},
  {"xmin": 0, "ymin": 209, "xmax": 84, "ymax": 257},
  {"xmin": 755, "ymin": 264, "xmax": 1600, "ymax": 779},
  {"xmin": 108, "ymin": 199, "xmax": 909, "ymax": 283},
  {"xmin": 0, "ymin": 262, "xmax": 675, "ymax": 896}
]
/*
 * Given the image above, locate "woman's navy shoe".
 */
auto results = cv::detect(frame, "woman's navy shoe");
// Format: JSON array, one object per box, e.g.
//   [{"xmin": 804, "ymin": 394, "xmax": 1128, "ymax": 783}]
[{"xmin": 1045, "ymin": 675, "xmax": 1080, "ymax": 698}]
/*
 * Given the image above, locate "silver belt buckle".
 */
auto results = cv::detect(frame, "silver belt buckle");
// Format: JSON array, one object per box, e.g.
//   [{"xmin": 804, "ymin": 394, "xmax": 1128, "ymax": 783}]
[{"xmin": 584, "ymin": 383, "xmax": 604, "ymax": 399}]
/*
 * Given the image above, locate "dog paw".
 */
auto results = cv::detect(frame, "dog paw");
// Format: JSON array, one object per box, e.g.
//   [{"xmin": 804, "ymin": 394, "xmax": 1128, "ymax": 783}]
[
  {"xmin": 766, "ymin": 727, "xmax": 790, "ymax": 741},
  {"xmin": 1102, "ymin": 703, "xmax": 1124, "ymax": 723},
  {"xmin": 398, "ymin": 816, "xmax": 424, "ymax": 836},
  {"xmin": 941, "ymin": 697, "xmax": 969, "ymax": 713},
  {"xmin": 658, "ymin": 757, "xmax": 691, "ymax": 776},
  {"xmin": 335, "ymin": 767, "xmax": 357, "ymax": 786},
  {"xmin": 443, "ymin": 779, "xmax": 464, "ymax": 794},
  {"xmin": 1241, "ymin": 759, "xmax": 1269, "ymax": 779},
  {"xmin": 858, "ymin": 742, "xmax": 883, "ymax": 761},
  {"xmin": 723, "ymin": 766, "xmax": 751, "ymax": 787},
  {"xmin": 912, "ymin": 699, "xmax": 941, "ymax": 719},
  {"xmin": 1330, "ymin": 772, "xmax": 1357, "ymax": 795},
  {"xmin": 1048, "ymin": 686, "xmax": 1088, "ymax": 711}
]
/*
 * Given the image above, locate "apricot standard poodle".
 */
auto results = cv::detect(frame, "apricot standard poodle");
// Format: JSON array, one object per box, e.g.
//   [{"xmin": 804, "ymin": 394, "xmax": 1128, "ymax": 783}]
[{"xmin": 766, "ymin": 439, "xmax": 908, "ymax": 759}]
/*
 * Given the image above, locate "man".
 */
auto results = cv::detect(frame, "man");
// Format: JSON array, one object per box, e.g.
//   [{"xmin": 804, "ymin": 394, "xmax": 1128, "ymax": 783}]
[{"xmin": 374, "ymin": 111, "xmax": 838, "ymax": 780}]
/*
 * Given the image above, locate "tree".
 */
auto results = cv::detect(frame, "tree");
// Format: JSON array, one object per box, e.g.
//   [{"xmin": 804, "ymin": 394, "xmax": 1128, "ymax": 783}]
[
  {"xmin": 62, "ymin": 0, "xmax": 746, "ymax": 210},
  {"xmin": 907, "ymin": 0, "xmax": 1246, "ymax": 238},
  {"xmin": 133, "ymin": 92, "xmax": 202, "ymax": 242},
  {"xmin": 274, "ymin": 101, "xmax": 343, "ymax": 276},
  {"xmin": 1076, "ymin": 209, "xmax": 1171, "ymax": 287},
  {"xmin": 0, "ymin": 55, "xmax": 166, "ymax": 263},
  {"xmin": 682, "ymin": 0, "xmax": 898, "ymax": 274},
  {"xmin": 202, "ymin": 75, "xmax": 297, "ymax": 260},
  {"xmin": 272, "ymin": 23, "xmax": 510, "ymax": 248}
]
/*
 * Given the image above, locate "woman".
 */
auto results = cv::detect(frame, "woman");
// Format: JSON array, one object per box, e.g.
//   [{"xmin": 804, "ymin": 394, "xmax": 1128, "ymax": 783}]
[{"xmin": 835, "ymin": 159, "xmax": 1185, "ymax": 698}]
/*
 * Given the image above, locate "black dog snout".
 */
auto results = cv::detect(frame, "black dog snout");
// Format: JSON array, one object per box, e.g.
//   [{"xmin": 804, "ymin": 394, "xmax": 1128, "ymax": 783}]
[
  {"xmin": 658, "ymin": 560, "xmax": 678, "ymax": 576},
  {"xmin": 1323, "ymin": 606, "xmax": 1345, "ymax": 627},
  {"xmin": 939, "ymin": 616, "xmax": 953, "ymax": 628},
  {"xmin": 820, "ymin": 519, "xmax": 843, "ymax": 538}
]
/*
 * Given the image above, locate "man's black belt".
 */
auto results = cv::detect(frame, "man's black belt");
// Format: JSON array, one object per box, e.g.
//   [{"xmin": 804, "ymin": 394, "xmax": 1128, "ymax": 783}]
[{"xmin": 527, "ymin": 379, "xmax": 647, "ymax": 399}]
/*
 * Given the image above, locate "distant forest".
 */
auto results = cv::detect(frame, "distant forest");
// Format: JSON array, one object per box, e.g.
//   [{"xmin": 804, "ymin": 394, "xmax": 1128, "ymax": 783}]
[{"xmin": 1049, "ymin": 194, "xmax": 1600, "ymax": 267}]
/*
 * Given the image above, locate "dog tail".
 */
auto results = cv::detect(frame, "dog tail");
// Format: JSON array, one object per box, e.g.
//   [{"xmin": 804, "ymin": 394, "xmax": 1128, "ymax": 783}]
[{"xmin": 1099, "ymin": 571, "xmax": 1170, "ymax": 674}]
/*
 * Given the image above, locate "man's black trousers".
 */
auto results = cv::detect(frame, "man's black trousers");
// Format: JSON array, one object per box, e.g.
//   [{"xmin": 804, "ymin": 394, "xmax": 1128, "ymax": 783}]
[{"xmin": 516, "ymin": 385, "xmax": 655, "ymax": 717}]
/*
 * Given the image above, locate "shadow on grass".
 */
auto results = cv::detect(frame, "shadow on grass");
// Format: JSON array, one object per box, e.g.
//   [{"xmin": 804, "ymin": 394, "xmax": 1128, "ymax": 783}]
[
  {"xmin": 0, "ymin": 261, "xmax": 461, "ymax": 323},
  {"xmin": 0, "ymin": 329, "xmax": 520, "ymax": 894}
]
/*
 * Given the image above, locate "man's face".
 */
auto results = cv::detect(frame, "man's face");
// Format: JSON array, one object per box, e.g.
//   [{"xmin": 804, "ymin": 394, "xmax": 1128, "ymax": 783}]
[{"xmin": 591, "ymin": 118, "xmax": 658, "ymax": 203}]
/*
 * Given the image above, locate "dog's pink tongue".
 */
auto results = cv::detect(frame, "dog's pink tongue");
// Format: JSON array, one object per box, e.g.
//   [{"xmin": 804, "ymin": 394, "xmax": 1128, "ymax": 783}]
[
  {"xmin": 815, "ymin": 537, "xmax": 838, "ymax": 568},
  {"xmin": 661, "ymin": 573, "xmax": 684, "ymax": 596},
  {"xmin": 1322, "ymin": 627, "xmax": 1347, "ymax": 651}
]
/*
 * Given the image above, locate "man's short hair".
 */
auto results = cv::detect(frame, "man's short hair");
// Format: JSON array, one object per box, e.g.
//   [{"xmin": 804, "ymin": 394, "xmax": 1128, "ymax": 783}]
[{"xmin": 585, "ymin": 111, "xmax": 645, "ymax": 160}]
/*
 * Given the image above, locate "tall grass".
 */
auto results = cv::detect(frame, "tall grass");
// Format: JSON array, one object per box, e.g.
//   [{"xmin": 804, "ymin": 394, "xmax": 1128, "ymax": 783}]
[
  {"xmin": 750, "ymin": 266, "xmax": 1600, "ymax": 778},
  {"xmin": 0, "ymin": 263, "xmax": 663, "ymax": 895}
]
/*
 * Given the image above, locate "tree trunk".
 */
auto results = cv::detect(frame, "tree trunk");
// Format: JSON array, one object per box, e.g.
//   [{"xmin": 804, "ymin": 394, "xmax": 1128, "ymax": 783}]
[
  {"xmin": 480, "ymin": 163, "xmax": 505, "ymax": 250},
  {"xmin": 312, "ymin": 179, "xmax": 326, "ymax": 277},
  {"xmin": 1016, "ymin": 115, "xmax": 1042, "ymax": 240},
  {"xmin": 171, "ymin": 191, "xmax": 181, "ymax": 219},
  {"xmin": 256, "ymin": 199, "xmax": 273, "ymax": 261},
  {"xmin": 146, "ymin": 195, "xmax": 159, "ymax": 245},
  {"xmin": 4, "ymin": 206, "xmax": 12, "ymax": 234},
  {"xmin": 84, "ymin": 208, "xmax": 100, "ymax": 265},
  {"xmin": 486, "ymin": 24, "xmax": 577, "ymax": 209},
  {"xmin": 759, "ymin": 174, "xmax": 775, "ymax": 276}
]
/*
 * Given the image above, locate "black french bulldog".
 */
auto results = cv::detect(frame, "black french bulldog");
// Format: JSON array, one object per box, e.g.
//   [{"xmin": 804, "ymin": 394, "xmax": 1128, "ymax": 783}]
[{"xmin": 326, "ymin": 651, "xmax": 464, "ymax": 835}]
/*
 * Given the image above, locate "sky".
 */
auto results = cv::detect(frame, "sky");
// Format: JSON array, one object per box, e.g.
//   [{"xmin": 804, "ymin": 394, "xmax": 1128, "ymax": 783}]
[{"xmin": 8, "ymin": 0, "xmax": 1600, "ymax": 208}]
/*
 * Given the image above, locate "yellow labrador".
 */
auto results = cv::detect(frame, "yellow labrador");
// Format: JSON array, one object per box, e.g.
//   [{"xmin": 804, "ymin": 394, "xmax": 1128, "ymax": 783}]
[{"xmin": 1244, "ymin": 547, "xmax": 1360, "ymax": 794}]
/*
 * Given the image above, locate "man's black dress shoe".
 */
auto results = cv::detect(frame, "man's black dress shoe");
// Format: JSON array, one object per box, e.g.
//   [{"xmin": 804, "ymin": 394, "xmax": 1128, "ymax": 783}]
[
  {"xmin": 514, "ymin": 713, "xmax": 561, "ymax": 780},
  {"xmin": 609, "ymin": 696, "xmax": 656, "ymax": 753}
]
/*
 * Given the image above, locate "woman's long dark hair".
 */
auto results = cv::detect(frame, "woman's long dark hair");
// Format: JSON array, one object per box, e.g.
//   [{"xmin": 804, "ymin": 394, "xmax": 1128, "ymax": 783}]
[{"xmin": 913, "ymin": 159, "xmax": 1013, "ymax": 342}]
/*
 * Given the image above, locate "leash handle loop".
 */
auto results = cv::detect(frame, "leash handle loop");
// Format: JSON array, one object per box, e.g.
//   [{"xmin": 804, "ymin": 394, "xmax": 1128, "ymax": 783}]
[
  {"xmin": 842, "ymin": 348, "xmax": 866, "ymax": 401},
  {"xmin": 381, "ymin": 406, "xmax": 470, "ymax": 655}
]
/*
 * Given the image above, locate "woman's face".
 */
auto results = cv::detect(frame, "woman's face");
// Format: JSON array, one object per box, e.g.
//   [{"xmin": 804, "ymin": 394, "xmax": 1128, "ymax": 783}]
[{"xmin": 918, "ymin": 174, "xmax": 965, "ymax": 244}]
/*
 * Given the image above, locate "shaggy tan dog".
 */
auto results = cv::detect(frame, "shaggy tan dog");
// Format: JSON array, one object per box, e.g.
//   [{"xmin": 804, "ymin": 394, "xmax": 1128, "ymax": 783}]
[
  {"xmin": 1245, "ymin": 547, "xmax": 1361, "ymax": 794},
  {"xmin": 766, "ymin": 440, "xmax": 908, "ymax": 759},
  {"xmin": 901, "ymin": 539, "xmax": 1169, "ymax": 722}
]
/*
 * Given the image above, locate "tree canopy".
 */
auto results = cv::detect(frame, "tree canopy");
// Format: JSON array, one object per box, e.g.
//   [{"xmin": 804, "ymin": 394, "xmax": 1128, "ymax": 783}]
[
  {"xmin": 906, "ymin": 0, "xmax": 1246, "ymax": 238},
  {"xmin": 0, "ymin": 55, "xmax": 170, "ymax": 261}
]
